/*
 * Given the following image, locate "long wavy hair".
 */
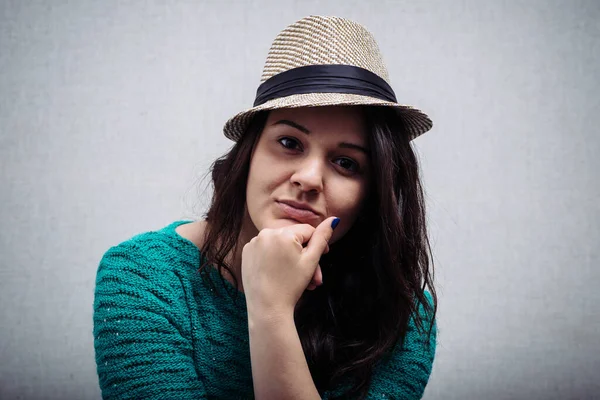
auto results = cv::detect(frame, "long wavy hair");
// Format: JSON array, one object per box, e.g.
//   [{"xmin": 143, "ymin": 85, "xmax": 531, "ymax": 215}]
[{"xmin": 196, "ymin": 106, "xmax": 436, "ymax": 399}]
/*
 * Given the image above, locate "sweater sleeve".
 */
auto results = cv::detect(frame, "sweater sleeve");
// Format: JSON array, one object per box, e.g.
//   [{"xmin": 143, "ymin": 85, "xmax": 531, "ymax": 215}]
[
  {"xmin": 323, "ymin": 292, "xmax": 437, "ymax": 400},
  {"xmin": 93, "ymin": 241, "xmax": 207, "ymax": 400}
]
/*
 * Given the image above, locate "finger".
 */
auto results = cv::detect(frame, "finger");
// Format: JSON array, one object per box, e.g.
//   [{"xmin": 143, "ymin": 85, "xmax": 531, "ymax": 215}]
[
  {"xmin": 312, "ymin": 264, "xmax": 323, "ymax": 286},
  {"xmin": 303, "ymin": 216, "xmax": 338, "ymax": 264},
  {"xmin": 278, "ymin": 223, "xmax": 316, "ymax": 247},
  {"xmin": 306, "ymin": 264, "xmax": 322, "ymax": 291}
]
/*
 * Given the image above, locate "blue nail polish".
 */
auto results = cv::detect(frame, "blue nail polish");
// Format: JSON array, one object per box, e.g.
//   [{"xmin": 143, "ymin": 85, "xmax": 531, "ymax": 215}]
[{"xmin": 331, "ymin": 218, "xmax": 340, "ymax": 230}]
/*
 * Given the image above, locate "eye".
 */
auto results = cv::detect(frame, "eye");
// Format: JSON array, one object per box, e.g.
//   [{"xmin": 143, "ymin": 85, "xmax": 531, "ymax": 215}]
[
  {"xmin": 277, "ymin": 137, "xmax": 302, "ymax": 151},
  {"xmin": 334, "ymin": 157, "xmax": 360, "ymax": 173},
  {"xmin": 277, "ymin": 137, "xmax": 361, "ymax": 174}
]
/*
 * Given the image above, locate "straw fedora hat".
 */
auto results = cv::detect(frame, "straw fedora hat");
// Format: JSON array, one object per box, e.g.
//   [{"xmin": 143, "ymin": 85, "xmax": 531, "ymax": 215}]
[{"xmin": 223, "ymin": 15, "xmax": 432, "ymax": 142}]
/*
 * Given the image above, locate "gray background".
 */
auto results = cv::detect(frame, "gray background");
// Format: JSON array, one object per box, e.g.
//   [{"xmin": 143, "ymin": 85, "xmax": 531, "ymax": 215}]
[{"xmin": 1, "ymin": 1, "xmax": 598, "ymax": 399}]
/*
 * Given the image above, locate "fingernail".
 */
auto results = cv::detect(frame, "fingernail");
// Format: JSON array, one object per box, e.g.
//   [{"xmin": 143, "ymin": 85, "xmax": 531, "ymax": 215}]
[{"xmin": 331, "ymin": 217, "xmax": 340, "ymax": 230}]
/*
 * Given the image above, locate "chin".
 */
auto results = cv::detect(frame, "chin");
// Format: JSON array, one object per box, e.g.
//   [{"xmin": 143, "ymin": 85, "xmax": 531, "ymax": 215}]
[{"xmin": 265, "ymin": 218, "xmax": 304, "ymax": 229}]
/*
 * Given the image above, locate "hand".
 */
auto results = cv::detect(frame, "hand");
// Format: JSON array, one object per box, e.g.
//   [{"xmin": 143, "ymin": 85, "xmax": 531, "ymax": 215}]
[
  {"xmin": 241, "ymin": 216, "xmax": 339, "ymax": 317},
  {"xmin": 306, "ymin": 238, "xmax": 330, "ymax": 291}
]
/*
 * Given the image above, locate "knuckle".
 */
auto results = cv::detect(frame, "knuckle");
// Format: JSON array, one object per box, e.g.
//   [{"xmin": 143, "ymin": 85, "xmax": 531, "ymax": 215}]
[
  {"xmin": 241, "ymin": 243, "xmax": 250, "ymax": 255},
  {"xmin": 257, "ymin": 229, "xmax": 272, "ymax": 239},
  {"xmin": 283, "ymin": 231, "xmax": 297, "ymax": 242}
]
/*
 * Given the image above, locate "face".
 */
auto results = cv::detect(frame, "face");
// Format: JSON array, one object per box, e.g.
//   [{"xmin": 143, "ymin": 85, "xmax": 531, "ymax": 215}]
[{"xmin": 243, "ymin": 106, "xmax": 371, "ymax": 244}]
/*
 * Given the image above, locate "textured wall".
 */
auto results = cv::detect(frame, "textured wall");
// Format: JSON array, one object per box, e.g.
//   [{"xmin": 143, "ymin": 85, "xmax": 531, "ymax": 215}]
[{"xmin": 1, "ymin": 1, "xmax": 598, "ymax": 399}]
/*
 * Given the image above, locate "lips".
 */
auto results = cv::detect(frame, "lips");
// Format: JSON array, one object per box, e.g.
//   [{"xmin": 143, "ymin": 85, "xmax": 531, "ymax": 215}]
[
  {"xmin": 278, "ymin": 199, "xmax": 319, "ymax": 214},
  {"xmin": 276, "ymin": 200, "xmax": 320, "ymax": 222}
]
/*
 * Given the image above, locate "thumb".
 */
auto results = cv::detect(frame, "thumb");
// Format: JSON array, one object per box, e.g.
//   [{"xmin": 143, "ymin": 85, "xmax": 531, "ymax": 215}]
[{"xmin": 303, "ymin": 216, "xmax": 339, "ymax": 264}]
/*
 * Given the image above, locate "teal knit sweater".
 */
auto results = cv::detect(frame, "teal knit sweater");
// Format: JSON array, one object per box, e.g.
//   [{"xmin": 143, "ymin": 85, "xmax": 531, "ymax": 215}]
[{"xmin": 93, "ymin": 220, "xmax": 436, "ymax": 399}]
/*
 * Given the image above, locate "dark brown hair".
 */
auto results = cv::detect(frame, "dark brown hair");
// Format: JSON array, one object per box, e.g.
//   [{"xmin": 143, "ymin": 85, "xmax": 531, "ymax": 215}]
[{"xmin": 197, "ymin": 106, "xmax": 436, "ymax": 399}]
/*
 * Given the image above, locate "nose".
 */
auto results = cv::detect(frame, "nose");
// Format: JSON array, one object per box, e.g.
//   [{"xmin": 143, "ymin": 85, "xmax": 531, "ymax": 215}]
[{"xmin": 290, "ymin": 157, "xmax": 324, "ymax": 193}]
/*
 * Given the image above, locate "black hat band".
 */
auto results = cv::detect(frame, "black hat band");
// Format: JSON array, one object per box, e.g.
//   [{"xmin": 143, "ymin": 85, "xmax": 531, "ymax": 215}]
[{"xmin": 253, "ymin": 64, "xmax": 397, "ymax": 107}]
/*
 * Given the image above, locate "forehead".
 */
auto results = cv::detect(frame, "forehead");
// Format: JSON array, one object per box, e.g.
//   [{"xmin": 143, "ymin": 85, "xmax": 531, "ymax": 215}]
[{"xmin": 265, "ymin": 106, "xmax": 367, "ymax": 139}]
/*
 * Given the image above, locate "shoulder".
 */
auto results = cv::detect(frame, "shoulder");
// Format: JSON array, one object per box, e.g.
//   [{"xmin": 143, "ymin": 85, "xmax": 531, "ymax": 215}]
[
  {"xmin": 379, "ymin": 291, "xmax": 437, "ymax": 371},
  {"xmin": 93, "ymin": 220, "xmax": 200, "ymax": 341},
  {"xmin": 95, "ymin": 220, "xmax": 198, "ymax": 292},
  {"xmin": 100, "ymin": 220, "xmax": 197, "ymax": 265},
  {"xmin": 406, "ymin": 290, "xmax": 437, "ymax": 347},
  {"xmin": 102, "ymin": 220, "xmax": 194, "ymax": 254},
  {"xmin": 415, "ymin": 290, "xmax": 435, "ymax": 324},
  {"xmin": 174, "ymin": 219, "xmax": 207, "ymax": 249},
  {"xmin": 93, "ymin": 221, "xmax": 209, "ymax": 398}
]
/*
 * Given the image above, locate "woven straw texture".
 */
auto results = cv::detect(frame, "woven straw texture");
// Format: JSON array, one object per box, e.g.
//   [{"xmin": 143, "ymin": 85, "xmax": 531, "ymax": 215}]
[{"xmin": 223, "ymin": 15, "xmax": 432, "ymax": 142}]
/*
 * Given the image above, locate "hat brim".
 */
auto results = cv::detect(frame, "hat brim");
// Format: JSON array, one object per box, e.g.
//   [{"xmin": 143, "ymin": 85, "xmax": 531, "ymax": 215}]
[{"xmin": 223, "ymin": 93, "xmax": 433, "ymax": 142}]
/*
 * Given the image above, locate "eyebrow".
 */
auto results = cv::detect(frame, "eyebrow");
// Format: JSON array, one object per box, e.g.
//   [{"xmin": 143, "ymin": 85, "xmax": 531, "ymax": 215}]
[{"xmin": 272, "ymin": 119, "xmax": 370, "ymax": 156}]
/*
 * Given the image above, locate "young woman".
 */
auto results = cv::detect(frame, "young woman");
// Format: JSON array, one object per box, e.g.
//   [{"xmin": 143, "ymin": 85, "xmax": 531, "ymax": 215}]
[{"xmin": 94, "ymin": 15, "xmax": 437, "ymax": 400}]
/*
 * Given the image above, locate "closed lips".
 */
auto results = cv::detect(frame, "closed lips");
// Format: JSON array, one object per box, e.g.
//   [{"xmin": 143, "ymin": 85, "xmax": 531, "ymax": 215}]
[{"xmin": 277, "ymin": 200, "xmax": 319, "ymax": 215}]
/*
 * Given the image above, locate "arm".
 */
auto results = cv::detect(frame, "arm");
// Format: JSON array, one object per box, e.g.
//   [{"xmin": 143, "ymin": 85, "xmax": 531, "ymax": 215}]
[
  {"xmin": 241, "ymin": 218, "xmax": 338, "ymax": 399},
  {"xmin": 247, "ymin": 307, "xmax": 321, "ymax": 400},
  {"xmin": 93, "ymin": 243, "xmax": 207, "ymax": 399}
]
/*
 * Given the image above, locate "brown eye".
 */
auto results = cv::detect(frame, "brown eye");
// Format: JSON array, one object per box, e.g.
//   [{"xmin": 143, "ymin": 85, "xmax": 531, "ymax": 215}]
[
  {"xmin": 278, "ymin": 137, "xmax": 302, "ymax": 150},
  {"xmin": 335, "ymin": 157, "xmax": 359, "ymax": 173}
]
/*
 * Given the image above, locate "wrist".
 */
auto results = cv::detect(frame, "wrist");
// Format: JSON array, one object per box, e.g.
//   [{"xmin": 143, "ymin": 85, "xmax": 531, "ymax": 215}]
[{"xmin": 247, "ymin": 304, "xmax": 295, "ymax": 331}]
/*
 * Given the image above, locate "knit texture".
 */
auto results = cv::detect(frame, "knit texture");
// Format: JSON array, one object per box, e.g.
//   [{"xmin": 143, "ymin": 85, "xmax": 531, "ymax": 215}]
[{"xmin": 93, "ymin": 220, "xmax": 436, "ymax": 399}]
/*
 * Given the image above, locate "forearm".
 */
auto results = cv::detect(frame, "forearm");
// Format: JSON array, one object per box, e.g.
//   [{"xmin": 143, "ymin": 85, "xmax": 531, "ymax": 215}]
[{"xmin": 247, "ymin": 308, "xmax": 321, "ymax": 400}]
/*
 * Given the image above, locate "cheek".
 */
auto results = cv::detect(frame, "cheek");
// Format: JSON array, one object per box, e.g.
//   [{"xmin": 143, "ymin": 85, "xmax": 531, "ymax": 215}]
[
  {"xmin": 328, "ymin": 193, "xmax": 365, "ymax": 244},
  {"xmin": 246, "ymin": 155, "xmax": 289, "ymax": 206},
  {"xmin": 326, "ymin": 180, "xmax": 368, "ymax": 222}
]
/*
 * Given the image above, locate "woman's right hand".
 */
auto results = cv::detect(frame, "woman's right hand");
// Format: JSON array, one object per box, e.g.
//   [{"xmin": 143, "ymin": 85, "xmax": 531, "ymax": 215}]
[{"xmin": 241, "ymin": 217, "xmax": 337, "ymax": 316}]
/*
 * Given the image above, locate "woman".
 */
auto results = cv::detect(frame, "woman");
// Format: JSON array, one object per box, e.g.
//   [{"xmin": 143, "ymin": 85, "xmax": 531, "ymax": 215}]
[{"xmin": 94, "ymin": 15, "xmax": 437, "ymax": 400}]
